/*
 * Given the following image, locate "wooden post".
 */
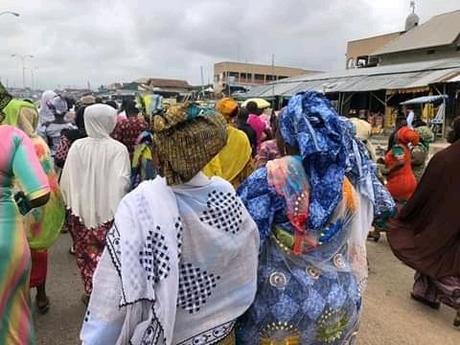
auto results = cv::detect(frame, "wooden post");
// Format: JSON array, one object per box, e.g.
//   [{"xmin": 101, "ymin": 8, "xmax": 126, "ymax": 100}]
[{"xmin": 442, "ymin": 83, "xmax": 447, "ymax": 138}]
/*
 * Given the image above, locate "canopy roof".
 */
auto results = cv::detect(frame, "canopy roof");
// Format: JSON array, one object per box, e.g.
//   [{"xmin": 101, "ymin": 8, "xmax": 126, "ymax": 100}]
[{"xmin": 242, "ymin": 58, "xmax": 460, "ymax": 99}]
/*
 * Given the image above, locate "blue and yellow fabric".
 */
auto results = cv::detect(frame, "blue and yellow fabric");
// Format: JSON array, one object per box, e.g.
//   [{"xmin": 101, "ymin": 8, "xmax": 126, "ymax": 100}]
[{"xmin": 236, "ymin": 92, "xmax": 394, "ymax": 345}]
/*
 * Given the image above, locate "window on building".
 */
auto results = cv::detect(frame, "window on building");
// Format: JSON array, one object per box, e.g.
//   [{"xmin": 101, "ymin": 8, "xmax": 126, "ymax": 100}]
[
  {"xmin": 278, "ymin": 76, "xmax": 288, "ymax": 80},
  {"xmin": 427, "ymin": 49, "xmax": 436, "ymax": 55},
  {"xmin": 228, "ymin": 72, "xmax": 239, "ymax": 78},
  {"xmin": 254, "ymin": 74, "xmax": 264, "ymax": 81}
]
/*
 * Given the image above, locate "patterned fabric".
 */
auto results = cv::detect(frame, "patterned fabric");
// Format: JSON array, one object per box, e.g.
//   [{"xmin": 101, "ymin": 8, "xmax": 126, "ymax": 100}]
[
  {"xmin": 412, "ymin": 272, "xmax": 460, "ymax": 310},
  {"xmin": 278, "ymin": 92, "xmax": 349, "ymax": 231},
  {"xmin": 54, "ymin": 135, "xmax": 72, "ymax": 168},
  {"xmin": 26, "ymin": 136, "xmax": 65, "ymax": 294},
  {"xmin": 255, "ymin": 139, "xmax": 281, "ymax": 168},
  {"xmin": 266, "ymin": 156, "xmax": 310, "ymax": 254},
  {"xmin": 3, "ymin": 98, "xmax": 66, "ymax": 250},
  {"xmin": 178, "ymin": 323, "xmax": 235, "ymax": 345},
  {"xmin": 236, "ymin": 158, "xmax": 363, "ymax": 345},
  {"xmin": 215, "ymin": 328, "xmax": 235, "ymax": 345},
  {"xmin": 0, "ymin": 126, "xmax": 50, "ymax": 345},
  {"xmin": 411, "ymin": 126, "xmax": 434, "ymax": 182},
  {"xmin": 415, "ymin": 126, "xmax": 434, "ymax": 145},
  {"xmin": 80, "ymin": 175, "xmax": 259, "ymax": 345},
  {"xmin": 25, "ymin": 136, "xmax": 65, "ymax": 249},
  {"xmin": 68, "ymin": 214, "xmax": 113, "ymax": 295},
  {"xmin": 0, "ymin": 83, "xmax": 13, "ymax": 112},
  {"xmin": 153, "ymin": 105, "xmax": 228, "ymax": 185},
  {"xmin": 131, "ymin": 131, "xmax": 157, "ymax": 189},
  {"xmin": 228, "ymin": 159, "xmax": 255, "ymax": 189},
  {"xmin": 111, "ymin": 116, "xmax": 148, "ymax": 159},
  {"xmin": 338, "ymin": 117, "xmax": 394, "ymax": 218},
  {"xmin": 44, "ymin": 122, "xmax": 76, "ymax": 156}
]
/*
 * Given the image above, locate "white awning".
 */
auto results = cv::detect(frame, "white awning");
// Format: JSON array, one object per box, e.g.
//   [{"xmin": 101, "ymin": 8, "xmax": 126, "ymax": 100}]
[{"xmin": 400, "ymin": 95, "xmax": 448, "ymax": 105}]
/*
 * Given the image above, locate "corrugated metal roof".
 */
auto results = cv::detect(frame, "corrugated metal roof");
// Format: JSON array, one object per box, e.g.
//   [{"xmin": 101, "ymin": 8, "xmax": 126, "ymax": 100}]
[
  {"xmin": 242, "ymin": 58, "xmax": 460, "ymax": 98},
  {"xmin": 373, "ymin": 10, "xmax": 460, "ymax": 55}
]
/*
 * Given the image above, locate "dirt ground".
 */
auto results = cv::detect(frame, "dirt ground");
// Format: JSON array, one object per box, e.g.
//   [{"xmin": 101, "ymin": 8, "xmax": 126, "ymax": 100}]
[{"xmin": 35, "ymin": 233, "xmax": 459, "ymax": 344}]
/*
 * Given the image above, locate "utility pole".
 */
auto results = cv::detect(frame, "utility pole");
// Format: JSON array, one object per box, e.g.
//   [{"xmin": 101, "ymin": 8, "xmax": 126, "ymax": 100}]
[
  {"xmin": 200, "ymin": 66, "xmax": 205, "ymax": 97},
  {"xmin": 30, "ymin": 66, "xmax": 38, "ymax": 90},
  {"xmin": 11, "ymin": 54, "xmax": 33, "ymax": 88}
]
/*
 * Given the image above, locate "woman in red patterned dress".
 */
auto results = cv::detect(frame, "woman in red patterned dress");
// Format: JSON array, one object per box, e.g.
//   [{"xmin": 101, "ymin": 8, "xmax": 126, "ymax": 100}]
[{"xmin": 60, "ymin": 104, "xmax": 130, "ymax": 304}]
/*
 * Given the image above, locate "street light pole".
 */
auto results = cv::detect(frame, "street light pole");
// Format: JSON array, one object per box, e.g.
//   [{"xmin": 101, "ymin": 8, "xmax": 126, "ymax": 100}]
[
  {"xmin": 0, "ymin": 11, "xmax": 20, "ymax": 18},
  {"xmin": 11, "ymin": 54, "xmax": 34, "ymax": 89},
  {"xmin": 30, "ymin": 66, "xmax": 39, "ymax": 90}
]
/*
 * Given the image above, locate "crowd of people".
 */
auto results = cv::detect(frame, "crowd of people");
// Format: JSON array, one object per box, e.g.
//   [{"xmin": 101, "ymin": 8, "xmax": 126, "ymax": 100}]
[{"xmin": 0, "ymin": 82, "xmax": 458, "ymax": 345}]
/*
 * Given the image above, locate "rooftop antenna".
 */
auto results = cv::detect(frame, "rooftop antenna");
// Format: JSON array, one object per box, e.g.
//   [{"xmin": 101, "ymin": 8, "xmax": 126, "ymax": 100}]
[{"xmin": 410, "ymin": 1, "xmax": 416, "ymax": 14}]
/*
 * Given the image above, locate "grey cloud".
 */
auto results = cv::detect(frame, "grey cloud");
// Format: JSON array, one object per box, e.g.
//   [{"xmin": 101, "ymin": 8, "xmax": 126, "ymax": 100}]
[{"xmin": 0, "ymin": 0, "xmax": 459, "ymax": 89}]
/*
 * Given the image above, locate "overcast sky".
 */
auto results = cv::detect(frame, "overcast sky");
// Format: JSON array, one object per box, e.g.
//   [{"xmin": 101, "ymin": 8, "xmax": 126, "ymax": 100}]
[{"xmin": 1, "ymin": 0, "xmax": 459, "ymax": 89}]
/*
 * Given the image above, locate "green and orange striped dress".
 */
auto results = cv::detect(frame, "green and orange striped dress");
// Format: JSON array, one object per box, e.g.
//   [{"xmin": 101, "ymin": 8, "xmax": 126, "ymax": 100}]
[{"xmin": 0, "ymin": 126, "xmax": 50, "ymax": 345}]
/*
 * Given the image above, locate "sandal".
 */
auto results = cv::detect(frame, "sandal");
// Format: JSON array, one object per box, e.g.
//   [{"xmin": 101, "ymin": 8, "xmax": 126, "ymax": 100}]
[
  {"xmin": 36, "ymin": 296, "xmax": 50, "ymax": 315},
  {"xmin": 410, "ymin": 293, "xmax": 440, "ymax": 310}
]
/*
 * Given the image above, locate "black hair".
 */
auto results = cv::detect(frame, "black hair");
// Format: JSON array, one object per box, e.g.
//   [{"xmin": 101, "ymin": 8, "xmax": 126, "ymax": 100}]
[
  {"xmin": 75, "ymin": 106, "xmax": 86, "ymax": 130},
  {"xmin": 121, "ymin": 99, "xmax": 139, "ymax": 117},
  {"xmin": 105, "ymin": 100, "xmax": 118, "ymax": 110},
  {"xmin": 237, "ymin": 107, "xmax": 249, "ymax": 125},
  {"xmin": 246, "ymin": 101, "xmax": 259, "ymax": 114}
]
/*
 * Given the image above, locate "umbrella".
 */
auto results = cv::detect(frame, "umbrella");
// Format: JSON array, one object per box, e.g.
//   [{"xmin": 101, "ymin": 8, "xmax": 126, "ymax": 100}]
[{"xmin": 242, "ymin": 98, "xmax": 271, "ymax": 109}]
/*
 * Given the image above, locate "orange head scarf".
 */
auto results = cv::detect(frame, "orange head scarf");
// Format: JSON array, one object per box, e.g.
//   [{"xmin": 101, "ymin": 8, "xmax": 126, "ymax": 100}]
[
  {"xmin": 396, "ymin": 126, "xmax": 420, "ymax": 146},
  {"xmin": 216, "ymin": 98, "xmax": 239, "ymax": 121}
]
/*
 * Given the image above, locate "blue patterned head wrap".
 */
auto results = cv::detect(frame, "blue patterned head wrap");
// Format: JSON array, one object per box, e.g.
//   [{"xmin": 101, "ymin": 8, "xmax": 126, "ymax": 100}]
[{"xmin": 279, "ymin": 91, "xmax": 348, "ymax": 230}]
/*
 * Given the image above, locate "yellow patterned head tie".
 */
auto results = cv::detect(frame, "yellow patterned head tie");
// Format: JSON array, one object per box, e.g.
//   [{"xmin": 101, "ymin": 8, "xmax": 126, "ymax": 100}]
[
  {"xmin": 0, "ymin": 83, "xmax": 13, "ymax": 119},
  {"xmin": 153, "ymin": 103, "xmax": 228, "ymax": 185}
]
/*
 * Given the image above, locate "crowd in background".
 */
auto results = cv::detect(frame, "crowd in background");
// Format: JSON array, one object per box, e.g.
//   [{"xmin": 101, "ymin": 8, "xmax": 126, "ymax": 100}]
[{"xmin": 0, "ymin": 83, "xmax": 459, "ymax": 345}]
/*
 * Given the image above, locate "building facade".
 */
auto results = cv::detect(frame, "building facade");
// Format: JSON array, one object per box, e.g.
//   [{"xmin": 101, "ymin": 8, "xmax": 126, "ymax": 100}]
[
  {"xmin": 371, "ymin": 10, "xmax": 460, "ymax": 65},
  {"xmin": 214, "ymin": 61, "xmax": 318, "ymax": 87},
  {"xmin": 346, "ymin": 32, "xmax": 403, "ymax": 69},
  {"xmin": 346, "ymin": 7, "xmax": 460, "ymax": 68}
]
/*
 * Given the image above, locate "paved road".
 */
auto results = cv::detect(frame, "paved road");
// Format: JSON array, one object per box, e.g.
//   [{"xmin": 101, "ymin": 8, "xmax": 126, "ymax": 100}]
[{"xmin": 35, "ymin": 233, "xmax": 459, "ymax": 344}]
